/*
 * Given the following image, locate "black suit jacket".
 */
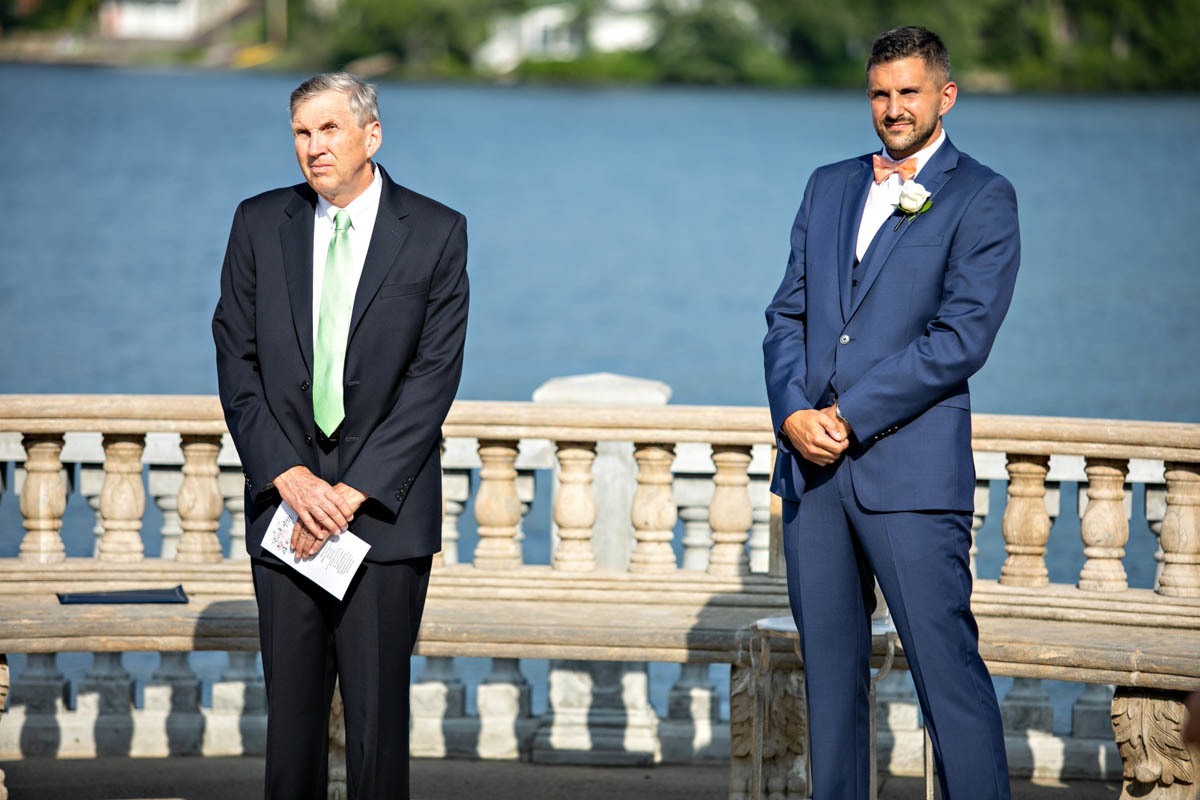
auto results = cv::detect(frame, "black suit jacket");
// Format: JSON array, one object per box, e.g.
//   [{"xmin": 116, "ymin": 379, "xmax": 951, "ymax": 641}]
[{"xmin": 213, "ymin": 166, "xmax": 468, "ymax": 562}]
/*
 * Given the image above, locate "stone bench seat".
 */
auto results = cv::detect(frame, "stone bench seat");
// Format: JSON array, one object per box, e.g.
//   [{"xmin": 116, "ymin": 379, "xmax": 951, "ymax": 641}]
[
  {"xmin": 4, "ymin": 562, "xmax": 1199, "ymax": 686},
  {"xmin": 0, "ymin": 562, "xmax": 790, "ymax": 664}
]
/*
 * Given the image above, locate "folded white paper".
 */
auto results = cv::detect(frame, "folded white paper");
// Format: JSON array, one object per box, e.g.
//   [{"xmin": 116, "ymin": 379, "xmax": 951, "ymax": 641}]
[{"xmin": 261, "ymin": 502, "xmax": 371, "ymax": 600}]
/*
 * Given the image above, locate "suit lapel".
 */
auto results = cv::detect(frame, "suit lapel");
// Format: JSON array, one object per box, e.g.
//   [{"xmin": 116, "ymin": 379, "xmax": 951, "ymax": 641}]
[
  {"xmin": 280, "ymin": 186, "xmax": 317, "ymax": 376},
  {"xmin": 837, "ymin": 160, "xmax": 873, "ymax": 321},
  {"xmin": 846, "ymin": 139, "xmax": 960, "ymax": 323},
  {"xmin": 347, "ymin": 168, "xmax": 411, "ymax": 345}
]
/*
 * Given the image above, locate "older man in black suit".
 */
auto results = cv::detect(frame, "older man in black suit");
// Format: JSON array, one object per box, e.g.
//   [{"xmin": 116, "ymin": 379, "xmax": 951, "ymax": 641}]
[{"xmin": 213, "ymin": 72, "xmax": 468, "ymax": 800}]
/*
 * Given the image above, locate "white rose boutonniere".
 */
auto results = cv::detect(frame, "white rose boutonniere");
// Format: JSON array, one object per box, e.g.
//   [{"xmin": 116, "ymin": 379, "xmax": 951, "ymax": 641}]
[{"xmin": 893, "ymin": 181, "xmax": 932, "ymax": 231}]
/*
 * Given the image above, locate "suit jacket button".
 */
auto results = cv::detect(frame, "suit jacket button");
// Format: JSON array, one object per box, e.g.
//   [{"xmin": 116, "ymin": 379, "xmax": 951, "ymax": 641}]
[
  {"xmin": 395, "ymin": 491, "xmax": 403, "ymax": 501},
  {"xmin": 304, "ymin": 435, "xmax": 313, "ymax": 445},
  {"xmin": 300, "ymin": 380, "xmax": 311, "ymax": 391},
  {"xmin": 839, "ymin": 334, "xmax": 851, "ymax": 345}
]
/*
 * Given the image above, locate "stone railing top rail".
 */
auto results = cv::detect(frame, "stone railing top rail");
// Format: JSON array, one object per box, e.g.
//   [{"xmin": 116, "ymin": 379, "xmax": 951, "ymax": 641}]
[{"xmin": 0, "ymin": 395, "xmax": 1197, "ymax": 461}]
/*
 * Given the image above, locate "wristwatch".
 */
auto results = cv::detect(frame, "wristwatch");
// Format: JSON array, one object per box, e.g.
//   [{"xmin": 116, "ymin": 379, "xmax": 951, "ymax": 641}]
[{"xmin": 834, "ymin": 402, "xmax": 850, "ymax": 427}]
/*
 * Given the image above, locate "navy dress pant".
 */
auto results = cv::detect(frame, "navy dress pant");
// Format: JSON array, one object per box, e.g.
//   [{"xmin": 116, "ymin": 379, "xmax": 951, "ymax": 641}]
[{"xmin": 782, "ymin": 458, "xmax": 1010, "ymax": 800}]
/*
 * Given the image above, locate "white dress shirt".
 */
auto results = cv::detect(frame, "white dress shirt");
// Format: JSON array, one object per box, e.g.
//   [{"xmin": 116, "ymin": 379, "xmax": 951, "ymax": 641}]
[
  {"xmin": 855, "ymin": 129, "xmax": 946, "ymax": 262},
  {"xmin": 312, "ymin": 165, "xmax": 383, "ymax": 343}
]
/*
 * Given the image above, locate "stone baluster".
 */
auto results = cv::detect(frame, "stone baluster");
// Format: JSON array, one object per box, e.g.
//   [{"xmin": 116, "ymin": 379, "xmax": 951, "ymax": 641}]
[
  {"xmin": 438, "ymin": 458, "xmax": 472, "ymax": 567},
  {"xmin": 533, "ymin": 661, "xmax": 659, "ymax": 765},
  {"xmin": 661, "ymin": 662, "xmax": 723, "ymax": 762},
  {"xmin": 412, "ymin": 463, "xmax": 471, "ymax": 755},
  {"xmin": 1001, "ymin": 677, "xmax": 1053, "ymax": 735},
  {"xmin": 1158, "ymin": 462, "xmax": 1200, "ymax": 597},
  {"xmin": 1072, "ymin": 683, "xmax": 1115, "ymax": 739},
  {"xmin": 77, "ymin": 462, "xmax": 105, "ymax": 556},
  {"xmin": 18, "ymin": 434, "xmax": 67, "ymax": 563},
  {"xmin": 999, "ymin": 454, "xmax": 1051, "ymax": 587},
  {"xmin": 678, "ymin": 501, "xmax": 712, "ymax": 570},
  {"xmin": 469, "ymin": 440, "xmax": 532, "ymax": 755},
  {"xmin": 207, "ymin": 652, "xmax": 267, "ymax": 755},
  {"xmin": 78, "ymin": 653, "xmax": 134, "ymax": 755},
  {"xmin": 143, "ymin": 653, "xmax": 203, "ymax": 755},
  {"xmin": 97, "ymin": 434, "xmax": 146, "ymax": 562},
  {"xmin": 874, "ymin": 670, "xmax": 924, "ymax": 775},
  {"xmin": 630, "ymin": 442, "xmax": 677, "ymax": 573},
  {"xmin": 219, "ymin": 465, "xmax": 247, "ymax": 560},
  {"xmin": 6, "ymin": 653, "xmax": 67, "ymax": 757},
  {"xmin": 1077, "ymin": 457, "xmax": 1130, "ymax": 592},
  {"xmin": 748, "ymin": 465, "xmax": 772, "ymax": 573},
  {"xmin": 477, "ymin": 658, "xmax": 534, "ymax": 759},
  {"xmin": 472, "ymin": 439, "xmax": 522, "ymax": 570},
  {"xmin": 672, "ymin": 444, "xmax": 714, "ymax": 572},
  {"xmin": 176, "ymin": 435, "xmax": 223, "ymax": 562},
  {"xmin": 151, "ymin": 464, "xmax": 185, "ymax": 559},
  {"xmin": 708, "ymin": 445, "xmax": 753, "ymax": 577},
  {"xmin": 410, "ymin": 654, "xmax": 468, "ymax": 758},
  {"xmin": 552, "ymin": 441, "xmax": 597, "ymax": 572},
  {"xmin": 970, "ymin": 480, "xmax": 990, "ymax": 579},
  {"xmin": 1146, "ymin": 483, "xmax": 1168, "ymax": 589}
]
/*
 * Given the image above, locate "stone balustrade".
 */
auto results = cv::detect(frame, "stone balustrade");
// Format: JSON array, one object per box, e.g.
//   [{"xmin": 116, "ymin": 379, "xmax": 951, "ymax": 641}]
[{"xmin": 0, "ymin": 395, "xmax": 1198, "ymax": 798}]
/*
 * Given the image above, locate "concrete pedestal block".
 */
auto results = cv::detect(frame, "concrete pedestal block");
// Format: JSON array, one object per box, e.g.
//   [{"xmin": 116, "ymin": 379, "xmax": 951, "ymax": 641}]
[
  {"xmin": 532, "ymin": 661, "xmax": 660, "ymax": 765},
  {"xmin": 204, "ymin": 680, "xmax": 268, "ymax": 755},
  {"xmin": 476, "ymin": 658, "xmax": 533, "ymax": 760},
  {"xmin": 661, "ymin": 663, "xmax": 725, "ymax": 762},
  {"xmin": 76, "ymin": 653, "xmax": 134, "ymax": 757},
  {"xmin": 2, "ymin": 654, "xmax": 67, "ymax": 758},
  {"xmin": 138, "ymin": 653, "xmax": 203, "ymax": 756},
  {"xmin": 1002, "ymin": 677, "xmax": 1054, "ymax": 734},
  {"xmin": 1071, "ymin": 683, "xmax": 1115, "ymax": 739},
  {"xmin": 411, "ymin": 658, "xmax": 470, "ymax": 758}
]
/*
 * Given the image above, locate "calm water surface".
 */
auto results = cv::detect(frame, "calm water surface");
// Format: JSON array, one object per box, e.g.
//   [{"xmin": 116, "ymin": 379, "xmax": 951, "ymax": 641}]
[
  {"xmin": 0, "ymin": 63, "xmax": 1194, "ymax": 729},
  {"xmin": 0, "ymin": 64, "xmax": 1196, "ymax": 419}
]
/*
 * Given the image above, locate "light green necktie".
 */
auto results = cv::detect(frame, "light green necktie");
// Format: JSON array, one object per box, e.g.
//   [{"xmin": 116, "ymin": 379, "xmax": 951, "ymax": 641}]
[{"xmin": 313, "ymin": 209, "xmax": 353, "ymax": 436}]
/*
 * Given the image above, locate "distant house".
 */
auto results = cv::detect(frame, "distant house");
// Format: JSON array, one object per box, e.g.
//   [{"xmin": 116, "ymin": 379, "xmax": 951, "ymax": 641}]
[
  {"xmin": 98, "ymin": 0, "xmax": 248, "ymax": 41},
  {"xmin": 476, "ymin": 0, "xmax": 660, "ymax": 75}
]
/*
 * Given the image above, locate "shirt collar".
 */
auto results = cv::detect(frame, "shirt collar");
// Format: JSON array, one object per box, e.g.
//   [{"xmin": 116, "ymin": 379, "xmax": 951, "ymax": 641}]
[
  {"xmin": 315, "ymin": 163, "xmax": 383, "ymax": 229},
  {"xmin": 880, "ymin": 128, "xmax": 946, "ymax": 181}
]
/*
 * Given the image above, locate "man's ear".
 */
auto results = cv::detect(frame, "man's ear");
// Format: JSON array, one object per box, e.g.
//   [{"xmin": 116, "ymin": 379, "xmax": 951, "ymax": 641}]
[
  {"xmin": 939, "ymin": 81, "xmax": 958, "ymax": 117},
  {"xmin": 366, "ymin": 121, "xmax": 382, "ymax": 157}
]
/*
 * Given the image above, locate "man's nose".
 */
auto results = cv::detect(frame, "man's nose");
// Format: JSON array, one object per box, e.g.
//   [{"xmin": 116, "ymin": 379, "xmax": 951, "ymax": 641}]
[
  {"xmin": 886, "ymin": 94, "xmax": 903, "ymax": 118},
  {"xmin": 308, "ymin": 133, "xmax": 326, "ymax": 155}
]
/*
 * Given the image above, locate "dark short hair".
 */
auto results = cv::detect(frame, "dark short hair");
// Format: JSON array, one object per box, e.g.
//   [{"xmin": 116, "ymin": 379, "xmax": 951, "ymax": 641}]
[{"xmin": 866, "ymin": 27, "xmax": 951, "ymax": 84}]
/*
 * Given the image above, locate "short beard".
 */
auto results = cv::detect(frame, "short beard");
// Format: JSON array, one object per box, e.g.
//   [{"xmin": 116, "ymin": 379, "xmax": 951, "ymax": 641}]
[{"xmin": 875, "ymin": 115, "xmax": 939, "ymax": 157}]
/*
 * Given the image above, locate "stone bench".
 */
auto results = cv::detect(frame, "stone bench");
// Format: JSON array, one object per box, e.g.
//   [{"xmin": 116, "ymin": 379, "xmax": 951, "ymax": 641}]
[
  {"xmin": 9, "ymin": 561, "xmax": 1199, "ymax": 799},
  {"xmin": 0, "ymin": 559, "xmax": 793, "ymax": 798}
]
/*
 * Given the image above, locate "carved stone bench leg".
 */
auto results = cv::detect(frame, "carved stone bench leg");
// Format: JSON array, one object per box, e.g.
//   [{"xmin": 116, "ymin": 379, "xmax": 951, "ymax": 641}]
[
  {"xmin": 1112, "ymin": 686, "xmax": 1200, "ymax": 799},
  {"xmin": 0, "ymin": 653, "xmax": 8, "ymax": 800},
  {"xmin": 730, "ymin": 661, "xmax": 808, "ymax": 800}
]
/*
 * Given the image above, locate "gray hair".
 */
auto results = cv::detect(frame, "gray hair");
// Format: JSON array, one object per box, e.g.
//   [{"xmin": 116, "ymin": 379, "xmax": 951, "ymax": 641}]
[{"xmin": 290, "ymin": 73, "xmax": 380, "ymax": 126}]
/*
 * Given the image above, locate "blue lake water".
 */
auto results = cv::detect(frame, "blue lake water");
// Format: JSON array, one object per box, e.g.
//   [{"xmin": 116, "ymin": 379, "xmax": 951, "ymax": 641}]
[{"xmin": 0, "ymin": 65, "xmax": 1195, "ymax": 728}]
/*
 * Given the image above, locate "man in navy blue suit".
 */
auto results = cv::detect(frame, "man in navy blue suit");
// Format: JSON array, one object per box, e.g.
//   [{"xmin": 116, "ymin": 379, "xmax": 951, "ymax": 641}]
[{"xmin": 763, "ymin": 27, "xmax": 1018, "ymax": 799}]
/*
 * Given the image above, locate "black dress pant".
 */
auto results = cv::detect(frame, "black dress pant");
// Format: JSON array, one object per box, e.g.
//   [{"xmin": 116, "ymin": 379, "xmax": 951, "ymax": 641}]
[{"xmin": 251, "ymin": 435, "xmax": 432, "ymax": 800}]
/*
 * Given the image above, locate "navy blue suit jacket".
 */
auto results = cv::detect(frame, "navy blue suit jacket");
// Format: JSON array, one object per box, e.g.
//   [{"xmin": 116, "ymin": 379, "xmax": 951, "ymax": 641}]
[
  {"xmin": 763, "ymin": 138, "xmax": 1019, "ymax": 512},
  {"xmin": 213, "ymin": 166, "xmax": 468, "ymax": 561}
]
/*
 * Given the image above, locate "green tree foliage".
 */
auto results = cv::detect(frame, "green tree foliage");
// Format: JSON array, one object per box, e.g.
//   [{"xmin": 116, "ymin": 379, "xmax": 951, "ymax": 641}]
[
  {"xmin": 3, "ymin": 0, "xmax": 101, "ymax": 32},
  {"xmin": 329, "ymin": 0, "xmax": 526, "ymax": 78},
  {"xmin": 649, "ymin": 0, "xmax": 796, "ymax": 85}
]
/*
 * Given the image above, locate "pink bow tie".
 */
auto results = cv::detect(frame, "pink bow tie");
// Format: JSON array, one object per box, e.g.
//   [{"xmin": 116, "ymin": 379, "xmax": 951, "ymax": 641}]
[{"xmin": 873, "ymin": 154, "xmax": 918, "ymax": 184}]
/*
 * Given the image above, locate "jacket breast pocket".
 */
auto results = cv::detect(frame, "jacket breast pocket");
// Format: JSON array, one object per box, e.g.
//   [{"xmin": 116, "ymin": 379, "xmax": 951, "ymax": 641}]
[{"xmin": 378, "ymin": 281, "xmax": 428, "ymax": 299}]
